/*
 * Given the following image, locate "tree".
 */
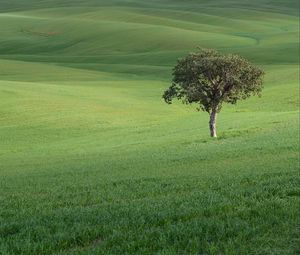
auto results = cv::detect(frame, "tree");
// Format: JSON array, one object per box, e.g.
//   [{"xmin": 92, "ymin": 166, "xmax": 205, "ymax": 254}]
[{"xmin": 163, "ymin": 49, "xmax": 264, "ymax": 138}]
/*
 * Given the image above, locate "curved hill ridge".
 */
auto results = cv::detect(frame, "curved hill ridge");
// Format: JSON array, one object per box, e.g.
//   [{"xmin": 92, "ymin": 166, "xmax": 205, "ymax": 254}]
[
  {"xmin": 0, "ymin": 0, "xmax": 299, "ymax": 15},
  {"xmin": 0, "ymin": 4, "xmax": 298, "ymax": 72}
]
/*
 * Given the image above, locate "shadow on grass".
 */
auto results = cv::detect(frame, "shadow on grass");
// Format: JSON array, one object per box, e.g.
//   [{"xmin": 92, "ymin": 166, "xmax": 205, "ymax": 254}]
[{"xmin": 218, "ymin": 127, "xmax": 262, "ymax": 140}]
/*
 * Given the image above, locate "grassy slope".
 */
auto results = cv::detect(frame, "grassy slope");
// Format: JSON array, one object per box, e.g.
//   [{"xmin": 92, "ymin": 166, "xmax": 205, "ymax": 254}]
[{"xmin": 0, "ymin": 0, "xmax": 299, "ymax": 254}]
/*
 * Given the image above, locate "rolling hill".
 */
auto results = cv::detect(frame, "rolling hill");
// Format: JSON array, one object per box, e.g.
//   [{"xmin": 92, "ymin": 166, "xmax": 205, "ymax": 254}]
[{"xmin": 0, "ymin": 0, "xmax": 299, "ymax": 254}]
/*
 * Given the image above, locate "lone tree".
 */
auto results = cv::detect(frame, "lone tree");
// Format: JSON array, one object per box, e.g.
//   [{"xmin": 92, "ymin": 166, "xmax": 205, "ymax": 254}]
[{"xmin": 163, "ymin": 49, "xmax": 264, "ymax": 138}]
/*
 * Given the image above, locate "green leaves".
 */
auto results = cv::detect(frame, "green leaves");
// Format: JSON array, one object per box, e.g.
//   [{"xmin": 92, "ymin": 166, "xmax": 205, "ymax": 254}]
[{"xmin": 163, "ymin": 49, "xmax": 264, "ymax": 114}]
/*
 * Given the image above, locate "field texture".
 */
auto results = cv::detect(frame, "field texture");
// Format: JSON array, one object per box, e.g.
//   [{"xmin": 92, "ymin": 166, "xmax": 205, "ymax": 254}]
[{"xmin": 0, "ymin": 0, "xmax": 299, "ymax": 254}]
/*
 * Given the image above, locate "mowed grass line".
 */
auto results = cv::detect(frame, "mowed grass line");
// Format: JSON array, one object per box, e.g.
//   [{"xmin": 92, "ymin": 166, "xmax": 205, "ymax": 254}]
[{"xmin": 0, "ymin": 0, "xmax": 299, "ymax": 254}]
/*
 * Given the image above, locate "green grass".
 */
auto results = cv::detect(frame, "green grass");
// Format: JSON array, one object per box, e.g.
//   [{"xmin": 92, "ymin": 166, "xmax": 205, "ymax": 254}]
[{"xmin": 0, "ymin": 0, "xmax": 299, "ymax": 254}]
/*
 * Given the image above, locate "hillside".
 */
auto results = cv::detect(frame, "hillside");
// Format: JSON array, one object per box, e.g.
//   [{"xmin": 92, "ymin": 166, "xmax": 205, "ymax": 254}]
[{"xmin": 0, "ymin": 1, "xmax": 299, "ymax": 254}]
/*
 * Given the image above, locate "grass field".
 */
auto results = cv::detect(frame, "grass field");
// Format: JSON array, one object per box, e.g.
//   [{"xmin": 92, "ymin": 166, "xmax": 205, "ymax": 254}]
[{"xmin": 0, "ymin": 0, "xmax": 299, "ymax": 254}]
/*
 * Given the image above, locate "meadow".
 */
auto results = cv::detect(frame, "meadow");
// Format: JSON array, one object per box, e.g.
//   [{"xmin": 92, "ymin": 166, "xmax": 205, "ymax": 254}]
[{"xmin": 0, "ymin": 0, "xmax": 299, "ymax": 254}]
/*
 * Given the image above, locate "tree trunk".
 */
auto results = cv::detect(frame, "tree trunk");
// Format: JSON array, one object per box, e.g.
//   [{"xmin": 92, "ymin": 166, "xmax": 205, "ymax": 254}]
[{"xmin": 209, "ymin": 109, "xmax": 217, "ymax": 138}]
